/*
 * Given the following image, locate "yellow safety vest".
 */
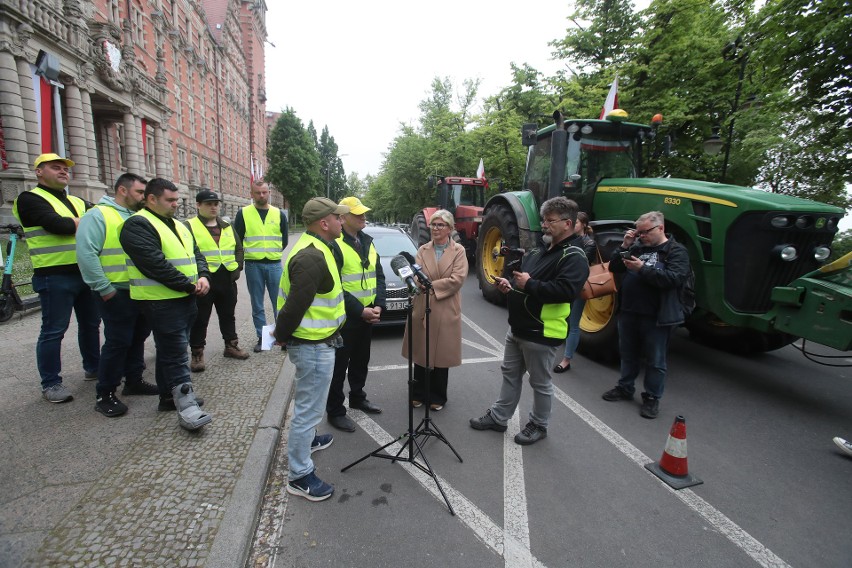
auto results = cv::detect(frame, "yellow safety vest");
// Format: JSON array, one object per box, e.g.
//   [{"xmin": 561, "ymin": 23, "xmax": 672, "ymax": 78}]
[
  {"xmin": 337, "ymin": 235, "xmax": 378, "ymax": 307},
  {"xmin": 242, "ymin": 206, "xmax": 283, "ymax": 260},
  {"xmin": 127, "ymin": 209, "xmax": 198, "ymax": 300},
  {"xmin": 277, "ymin": 233, "xmax": 345, "ymax": 340},
  {"xmin": 187, "ymin": 217, "xmax": 238, "ymax": 272},
  {"xmin": 541, "ymin": 302, "xmax": 571, "ymax": 339},
  {"xmin": 96, "ymin": 205, "xmax": 129, "ymax": 284},
  {"xmin": 13, "ymin": 187, "xmax": 86, "ymax": 268}
]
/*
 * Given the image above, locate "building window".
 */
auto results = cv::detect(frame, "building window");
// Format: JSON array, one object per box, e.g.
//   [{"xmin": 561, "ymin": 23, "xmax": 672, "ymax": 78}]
[
  {"xmin": 191, "ymin": 153, "xmax": 200, "ymax": 184},
  {"xmin": 177, "ymin": 148, "xmax": 187, "ymax": 182},
  {"xmin": 146, "ymin": 132, "xmax": 155, "ymax": 174},
  {"xmin": 202, "ymin": 159, "xmax": 210, "ymax": 186},
  {"xmin": 109, "ymin": 0, "xmax": 120, "ymax": 24}
]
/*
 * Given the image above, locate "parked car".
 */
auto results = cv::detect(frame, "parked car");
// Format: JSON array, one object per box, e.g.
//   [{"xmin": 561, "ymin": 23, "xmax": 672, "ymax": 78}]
[{"xmin": 362, "ymin": 225, "xmax": 419, "ymax": 326}]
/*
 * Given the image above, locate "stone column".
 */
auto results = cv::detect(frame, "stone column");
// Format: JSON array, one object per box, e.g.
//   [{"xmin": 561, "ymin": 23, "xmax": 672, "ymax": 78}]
[
  {"xmin": 0, "ymin": 50, "xmax": 30, "ymax": 171},
  {"xmin": 154, "ymin": 124, "xmax": 167, "ymax": 177},
  {"xmin": 63, "ymin": 82, "xmax": 89, "ymax": 179},
  {"xmin": 134, "ymin": 114, "xmax": 145, "ymax": 175},
  {"xmin": 122, "ymin": 111, "xmax": 140, "ymax": 174},
  {"xmin": 15, "ymin": 57, "xmax": 39, "ymax": 159},
  {"xmin": 80, "ymin": 89, "xmax": 98, "ymax": 183}
]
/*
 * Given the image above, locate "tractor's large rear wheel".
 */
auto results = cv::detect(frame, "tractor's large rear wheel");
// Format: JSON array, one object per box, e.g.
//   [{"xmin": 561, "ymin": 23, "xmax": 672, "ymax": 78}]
[
  {"xmin": 477, "ymin": 204, "xmax": 519, "ymax": 306},
  {"xmin": 410, "ymin": 213, "xmax": 430, "ymax": 247},
  {"xmin": 577, "ymin": 292, "xmax": 620, "ymax": 362}
]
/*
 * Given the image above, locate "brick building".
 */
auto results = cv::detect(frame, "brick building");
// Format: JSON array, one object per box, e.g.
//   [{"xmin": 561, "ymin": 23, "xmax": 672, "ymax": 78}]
[{"xmin": 0, "ymin": 0, "xmax": 278, "ymax": 224}]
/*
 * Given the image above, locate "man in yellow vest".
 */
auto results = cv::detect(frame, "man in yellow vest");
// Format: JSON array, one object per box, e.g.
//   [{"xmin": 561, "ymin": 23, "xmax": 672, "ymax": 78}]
[
  {"xmin": 119, "ymin": 178, "xmax": 213, "ymax": 431},
  {"xmin": 185, "ymin": 189, "xmax": 250, "ymax": 372},
  {"xmin": 233, "ymin": 180, "xmax": 288, "ymax": 352},
  {"xmin": 13, "ymin": 153, "xmax": 100, "ymax": 403},
  {"xmin": 326, "ymin": 196, "xmax": 386, "ymax": 432},
  {"xmin": 77, "ymin": 172, "xmax": 158, "ymax": 417},
  {"xmin": 273, "ymin": 197, "xmax": 348, "ymax": 501}
]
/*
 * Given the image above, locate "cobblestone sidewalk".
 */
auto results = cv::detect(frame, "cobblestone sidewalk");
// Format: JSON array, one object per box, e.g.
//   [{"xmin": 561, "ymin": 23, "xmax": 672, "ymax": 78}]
[{"xmin": 0, "ymin": 305, "xmax": 291, "ymax": 567}]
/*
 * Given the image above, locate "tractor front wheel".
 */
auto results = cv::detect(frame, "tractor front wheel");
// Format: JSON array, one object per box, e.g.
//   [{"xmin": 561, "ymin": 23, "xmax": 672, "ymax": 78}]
[{"xmin": 476, "ymin": 204, "xmax": 519, "ymax": 306}]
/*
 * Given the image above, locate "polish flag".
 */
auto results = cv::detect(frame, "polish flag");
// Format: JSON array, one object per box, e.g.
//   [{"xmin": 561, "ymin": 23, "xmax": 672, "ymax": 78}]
[
  {"xmin": 250, "ymin": 154, "xmax": 256, "ymax": 183},
  {"xmin": 599, "ymin": 74, "xmax": 619, "ymax": 120},
  {"xmin": 476, "ymin": 158, "xmax": 485, "ymax": 180},
  {"xmin": 31, "ymin": 64, "xmax": 54, "ymax": 153}
]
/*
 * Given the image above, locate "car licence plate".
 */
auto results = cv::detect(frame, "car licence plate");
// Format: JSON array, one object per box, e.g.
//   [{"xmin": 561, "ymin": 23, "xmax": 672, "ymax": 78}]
[{"xmin": 386, "ymin": 300, "xmax": 408, "ymax": 311}]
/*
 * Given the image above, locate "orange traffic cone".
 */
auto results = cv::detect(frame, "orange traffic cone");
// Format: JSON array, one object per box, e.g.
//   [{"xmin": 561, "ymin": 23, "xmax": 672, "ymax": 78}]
[{"xmin": 645, "ymin": 415, "xmax": 703, "ymax": 490}]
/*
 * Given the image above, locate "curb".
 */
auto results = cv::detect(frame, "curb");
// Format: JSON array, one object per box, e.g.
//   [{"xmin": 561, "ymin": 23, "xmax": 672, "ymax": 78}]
[{"xmin": 206, "ymin": 352, "xmax": 295, "ymax": 568}]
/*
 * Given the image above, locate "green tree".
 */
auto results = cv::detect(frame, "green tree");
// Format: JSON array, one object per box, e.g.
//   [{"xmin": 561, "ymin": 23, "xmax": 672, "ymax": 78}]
[
  {"xmin": 316, "ymin": 126, "xmax": 346, "ymax": 202},
  {"xmin": 265, "ymin": 108, "xmax": 322, "ymax": 217},
  {"xmin": 550, "ymin": 0, "xmax": 639, "ymax": 70}
]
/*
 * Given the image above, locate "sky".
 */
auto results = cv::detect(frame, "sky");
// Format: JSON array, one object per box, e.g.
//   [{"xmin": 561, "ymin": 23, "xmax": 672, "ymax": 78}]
[{"xmin": 263, "ymin": 0, "xmax": 581, "ymax": 178}]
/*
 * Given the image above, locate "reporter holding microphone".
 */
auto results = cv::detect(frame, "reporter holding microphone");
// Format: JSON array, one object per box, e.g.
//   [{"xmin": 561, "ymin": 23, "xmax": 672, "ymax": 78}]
[{"xmin": 401, "ymin": 210, "xmax": 468, "ymax": 410}]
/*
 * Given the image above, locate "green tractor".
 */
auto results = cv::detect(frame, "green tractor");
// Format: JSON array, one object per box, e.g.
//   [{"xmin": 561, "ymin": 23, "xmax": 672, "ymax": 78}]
[{"xmin": 476, "ymin": 111, "xmax": 851, "ymax": 358}]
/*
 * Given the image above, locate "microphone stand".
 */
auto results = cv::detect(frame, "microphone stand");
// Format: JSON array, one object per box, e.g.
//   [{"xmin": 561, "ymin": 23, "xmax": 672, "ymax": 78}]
[{"xmin": 341, "ymin": 280, "xmax": 462, "ymax": 515}]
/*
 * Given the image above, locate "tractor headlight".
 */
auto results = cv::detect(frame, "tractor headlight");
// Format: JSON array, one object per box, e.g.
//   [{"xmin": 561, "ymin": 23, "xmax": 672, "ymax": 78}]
[
  {"xmin": 795, "ymin": 215, "xmax": 813, "ymax": 229},
  {"xmin": 814, "ymin": 246, "xmax": 831, "ymax": 261},
  {"xmin": 772, "ymin": 245, "xmax": 798, "ymax": 261},
  {"xmin": 770, "ymin": 215, "xmax": 793, "ymax": 228}
]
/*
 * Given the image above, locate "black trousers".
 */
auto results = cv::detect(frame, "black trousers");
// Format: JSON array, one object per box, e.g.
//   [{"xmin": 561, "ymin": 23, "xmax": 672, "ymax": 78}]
[
  {"xmin": 190, "ymin": 268, "xmax": 238, "ymax": 348},
  {"xmin": 327, "ymin": 320, "xmax": 373, "ymax": 417},
  {"xmin": 412, "ymin": 364, "xmax": 448, "ymax": 406}
]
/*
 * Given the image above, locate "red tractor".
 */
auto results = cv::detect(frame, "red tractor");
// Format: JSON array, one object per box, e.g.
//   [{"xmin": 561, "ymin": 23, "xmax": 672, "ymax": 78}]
[{"xmin": 409, "ymin": 175, "xmax": 487, "ymax": 258}]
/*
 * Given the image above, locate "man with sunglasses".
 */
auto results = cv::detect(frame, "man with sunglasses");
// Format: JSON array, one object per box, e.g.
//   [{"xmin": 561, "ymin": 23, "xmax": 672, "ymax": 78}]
[
  {"xmin": 326, "ymin": 196, "xmax": 386, "ymax": 432},
  {"xmin": 602, "ymin": 211, "xmax": 690, "ymax": 419}
]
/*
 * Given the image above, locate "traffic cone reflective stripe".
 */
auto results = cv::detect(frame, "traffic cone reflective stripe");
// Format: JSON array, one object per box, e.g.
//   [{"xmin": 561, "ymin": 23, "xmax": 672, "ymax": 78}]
[{"xmin": 645, "ymin": 415, "xmax": 703, "ymax": 490}]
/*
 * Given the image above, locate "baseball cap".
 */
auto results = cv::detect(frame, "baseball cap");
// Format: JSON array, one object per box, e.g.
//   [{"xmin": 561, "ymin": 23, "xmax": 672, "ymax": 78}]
[
  {"xmin": 195, "ymin": 189, "xmax": 221, "ymax": 203},
  {"xmin": 302, "ymin": 197, "xmax": 349, "ymax": 225},
  {"xmin": 34, "ymin": 153, "xmax": 75, "ymax": 169},
  {"xmin": 339, "ymin": 196, "xmax": 370, "ymax": 215}
]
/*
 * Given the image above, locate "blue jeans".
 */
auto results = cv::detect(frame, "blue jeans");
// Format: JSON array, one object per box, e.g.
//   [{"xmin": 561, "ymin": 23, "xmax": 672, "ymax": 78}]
[
  {"xmin": 490, "ymin": 331, "xmax": 559, "ymax": 429},
  {"xmin": 95, "ymin": 289, "xmax": 151, "ymax": 397},
  {"xmin": 563, "ymin": 297, "xmax": 586, "ymax": 360},
  {"xmin": 139, "ymin": 297, "xmax": 197, "ymax": 396},
  {"xmin": 244, "ymin": 261, "xmax": 282, "ymax": 339},
  {"xmin": 617, "ymin": 312, "xmax": 674, "ymax": 399},
  {"xmin": 32, "ymin": 272, "xmax": 101, "ymax": 390},
  {"xmin": 287, "ymin": 340, "xmax": 338, "ymax": 480}
]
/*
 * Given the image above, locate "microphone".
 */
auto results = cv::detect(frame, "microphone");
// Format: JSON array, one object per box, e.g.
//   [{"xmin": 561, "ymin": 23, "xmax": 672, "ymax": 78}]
[
  {"xmin": 398, "ymin": 251, "xmax": 432, "ymax": 288},
  {"xmin": 390, "ymin": 255, "xmax": 419, "ymax": 296}
]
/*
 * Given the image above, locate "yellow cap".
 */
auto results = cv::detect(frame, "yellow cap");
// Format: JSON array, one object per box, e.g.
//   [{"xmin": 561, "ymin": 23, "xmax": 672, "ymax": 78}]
[
  {"xmin": 339, "ymin": 196, "xmax": 370, "ymax": 215},
  {"xmin": 34, "ymin": 153, "xmax": 75, "ymax": 169}
]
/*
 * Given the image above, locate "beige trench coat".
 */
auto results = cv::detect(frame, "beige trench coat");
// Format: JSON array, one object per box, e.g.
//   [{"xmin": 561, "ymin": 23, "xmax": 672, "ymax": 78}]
[{"xmin": 401, "ymin": 239, "xmax": 468, "ymax": 368}]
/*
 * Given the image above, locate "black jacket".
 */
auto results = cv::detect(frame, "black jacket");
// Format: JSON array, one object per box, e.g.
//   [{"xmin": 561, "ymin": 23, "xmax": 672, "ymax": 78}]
[
  {"xmin": 570, "ymin": 233, "xmax": 598, "ymax": 264},
  {"xmin": 119, "ymin": 209, "xmax": 210, "ymax": 295},
  {"xmin": 609, "ymin": 235, "xmax": 690, "ymax": 326},
  {"xmin": 507, "ymin": 237, "xmax": 590, "ymax": 346}
]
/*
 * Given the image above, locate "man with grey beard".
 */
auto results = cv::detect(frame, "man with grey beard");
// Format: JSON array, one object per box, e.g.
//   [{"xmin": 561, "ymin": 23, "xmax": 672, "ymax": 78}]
[{"xmin": 470, "ymin": 197, "xmax": 589, "ymax": 445}]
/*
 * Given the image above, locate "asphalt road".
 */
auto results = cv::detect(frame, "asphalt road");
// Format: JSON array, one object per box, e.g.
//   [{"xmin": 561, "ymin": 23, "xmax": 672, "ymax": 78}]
[{"xmin": 250, "ymin": 274, "xmax": 852, "ymax": 568}]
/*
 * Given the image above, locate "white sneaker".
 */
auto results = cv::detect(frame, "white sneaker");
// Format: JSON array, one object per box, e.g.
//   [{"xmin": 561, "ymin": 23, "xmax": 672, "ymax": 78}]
[
  {"xmin": 833, "ymin": 437, "xmax": 852, "ymax": 457},
  {"xmin": 42, "ymin": 383, "xmax": 73, "ymax": 403}
]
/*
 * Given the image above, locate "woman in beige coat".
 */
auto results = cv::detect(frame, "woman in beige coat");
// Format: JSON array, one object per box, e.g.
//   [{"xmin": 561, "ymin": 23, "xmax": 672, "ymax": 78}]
[{"xmin": 401, "ymin": 209, "xmax": 468, "ymax": 410}]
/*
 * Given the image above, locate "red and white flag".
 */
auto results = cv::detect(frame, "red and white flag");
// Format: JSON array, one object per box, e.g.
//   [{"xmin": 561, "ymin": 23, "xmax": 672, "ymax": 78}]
[
  {"xmin": 31, "ymin": 64, "xmax": 56, "ymax": 153},
  {"xmin": 476, "ymin": 158, "xmax": 485, "ymax": 180},
  {"xmin": 599, "ymin": 74, "xmax": 619, "ymax": 119},
  {"xmin": 250, "ymin": 154, "xmax": 256, "ymax": 183}
]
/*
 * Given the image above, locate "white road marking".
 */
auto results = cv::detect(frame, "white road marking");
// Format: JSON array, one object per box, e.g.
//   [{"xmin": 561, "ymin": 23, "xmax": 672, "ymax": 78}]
[
  {"xmin": 362, "ymin": 316, "xmax": 793, "ymax": 568},
  {"xmin": 350, "ymin": 410, "xmax": 548, "ymax": 568}
]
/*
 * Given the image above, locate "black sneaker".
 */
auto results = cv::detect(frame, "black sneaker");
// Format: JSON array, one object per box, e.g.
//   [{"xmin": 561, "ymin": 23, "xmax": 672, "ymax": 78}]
[
  {"xmin": 469, "ymin": 409, "xmax": 507, "ymax": 432},
  {"xmin": 122, "ymin": 379, "xmax": 159, "ymax": 396},
  {"xmin": 514, "ymin": 421, "xmax": 547, "ymax": 445},
  {"xmin": 158, "ymin": 395, "xmax": 205, "ymax": 411},
  {"xmin": 286, "ymin": 471, "xmax": 334, "ymax": 502},
  {"xmin": 95, "ymin": 392, "xmax": 128, "ymax": 417},
  {"xmin": 253, "ymin": 339, "xmax": 263, "ymax": 353},
  {"xmin": 640, "ymin": 393, "xmax": 660, "ymax": 419},
  {"xmin": 602, "ymin": 386, "xmax": 634, "ymax": 401}
]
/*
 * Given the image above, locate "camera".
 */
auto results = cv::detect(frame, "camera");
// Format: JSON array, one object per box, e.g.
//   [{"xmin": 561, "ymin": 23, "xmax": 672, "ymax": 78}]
[{"xmin": 499, "ymin": 245, "xmax": 525, "ymax": 271}]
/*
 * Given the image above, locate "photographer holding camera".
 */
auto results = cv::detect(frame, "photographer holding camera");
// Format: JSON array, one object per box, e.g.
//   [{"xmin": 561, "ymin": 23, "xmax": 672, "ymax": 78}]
[
  {"xmin": 601, "ymin": 211, "xmax": 690, "ymax": 419},
  {"xmin": 470, "ymin": 197, "xmax": 589, "ymax": 445}
]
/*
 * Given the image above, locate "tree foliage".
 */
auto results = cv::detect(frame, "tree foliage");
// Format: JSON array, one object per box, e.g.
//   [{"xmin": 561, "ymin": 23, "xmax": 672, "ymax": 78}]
[{"xmin": 265, "ymin": 108, "xmax": 322, "ymax": 216}]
